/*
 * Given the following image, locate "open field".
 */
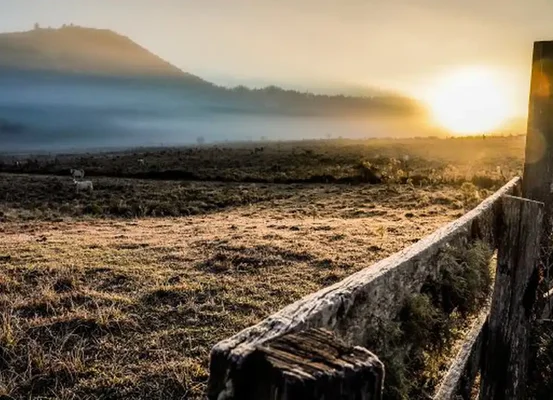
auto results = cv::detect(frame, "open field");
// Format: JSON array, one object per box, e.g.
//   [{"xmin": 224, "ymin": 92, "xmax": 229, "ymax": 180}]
[
  {"xmin": 0, "ymin": 135, "xmax": 524, "ymax": 186},
  {"xmin": 0, "ymin": 135, "xmax": 525, "ymax": 222},
  {"xmin": 0, "ymin": 136, "xmax": 528, "ymax": 399},
  {"xmin": 0, "ymin": 183, "xmax": 474, "ymax": 399},
  {"xmin": 0, "ymin": 174, "xmax": 297, "ymax": 221}
]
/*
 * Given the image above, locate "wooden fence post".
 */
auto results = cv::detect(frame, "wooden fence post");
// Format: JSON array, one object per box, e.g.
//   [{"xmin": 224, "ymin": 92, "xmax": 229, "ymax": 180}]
[
  {"xmin": 522, "ymin": 41, "xmax": 553, "ymax": 211},
  {"xmin": 521, "ymin": 39, "xmax": 553, "ymax": 353},
  {"xmin": 522, "ymin": 40, "xmax": 553, "ymax": 284},
  {"xmin": 479, "ymin": 195, "xmax": 544, "ymax": 400},
  {"xmin": 228, "ymin": 328, "xmax": 384, "ymax": 400}
]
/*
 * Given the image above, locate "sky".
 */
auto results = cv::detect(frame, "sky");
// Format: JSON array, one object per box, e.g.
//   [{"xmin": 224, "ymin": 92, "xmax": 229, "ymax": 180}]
[{"xmin": 2, "ymin": 0, "xmax": 553, "ymax": 115}]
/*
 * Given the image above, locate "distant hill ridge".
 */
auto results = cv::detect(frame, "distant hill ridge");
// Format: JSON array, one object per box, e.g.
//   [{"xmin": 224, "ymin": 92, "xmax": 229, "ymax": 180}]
[
  {"xmin": 0, "ymin": 26, "xmax": 188, "ymax": 77},
  {"xmin": 0, "ymin": 26, "xmax": 423, "ymax": 117}
]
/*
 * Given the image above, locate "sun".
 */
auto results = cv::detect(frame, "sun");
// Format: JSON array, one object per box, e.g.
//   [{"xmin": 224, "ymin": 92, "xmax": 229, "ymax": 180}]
[{"xmin": 425, "ymin": 67, "xmax": 512, "ymax": 135}]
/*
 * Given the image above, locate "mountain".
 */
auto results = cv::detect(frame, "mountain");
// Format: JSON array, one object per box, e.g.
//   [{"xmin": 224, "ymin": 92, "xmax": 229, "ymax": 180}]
[
  {"xmin": 0, "ymin": 26, "xmax": 428, "ymax": 150},
  {"xmin": 0, "ymin": 26, "xmax": 421, "ymax": 112},
  {"xmin": 0, "ymin": 25, "xmax": 203, "ymax": 82}
]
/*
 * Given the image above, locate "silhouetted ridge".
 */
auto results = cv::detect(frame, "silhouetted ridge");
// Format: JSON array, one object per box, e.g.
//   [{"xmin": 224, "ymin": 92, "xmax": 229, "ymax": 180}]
[
  {"xmin": 0, "ymin": 26, "xmax": 420, "ymax": 115},
  {"xmin": 0, "ymin": 25, "xmax": 428, "ymax": 151},
  {"xmin": 0, "ymin": 26, "xmax": 203, "ymax": 82}
]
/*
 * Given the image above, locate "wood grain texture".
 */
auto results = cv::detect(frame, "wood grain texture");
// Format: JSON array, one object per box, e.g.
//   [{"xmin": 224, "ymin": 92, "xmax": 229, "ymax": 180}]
[
  {"xmin": 231, "ymin": 328, "xmax": 383, "ymax": 400},
  {"xmin": 479, "ymin": 195, "xmax": 544, "ymax": 400}
]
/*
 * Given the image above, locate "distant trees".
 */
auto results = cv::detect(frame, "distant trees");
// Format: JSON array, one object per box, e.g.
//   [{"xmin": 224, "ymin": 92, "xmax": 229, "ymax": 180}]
[
  {"xmin": 197, "ymin": 136, "xmax": 205, "ymax": 146},
  {"xmin": 42, "ymin": 23, "xmax": 77, "ymax": 30},
  {"xmin": 218, "ymin": 83, "xmax": 420, "ymax": 117},
  {"xmin": 33, "ymin": 23, "xmax": 40, "ymax": 30},
  {"xmin": 232, "ymin": 85, "xmax": 249, "ymax": 94}
]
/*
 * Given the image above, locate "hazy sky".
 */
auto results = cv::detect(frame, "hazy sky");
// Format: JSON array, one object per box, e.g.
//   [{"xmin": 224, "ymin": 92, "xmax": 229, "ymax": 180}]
[{"xmin": 2, "ymin": 0, "xmax": 553, "ymax": 112}]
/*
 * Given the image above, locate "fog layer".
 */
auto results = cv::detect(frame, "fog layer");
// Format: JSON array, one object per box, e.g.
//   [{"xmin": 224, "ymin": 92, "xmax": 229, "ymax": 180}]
[{"xmin": 0, "ymin": 69, "xmax": 432, "ymax": 152}]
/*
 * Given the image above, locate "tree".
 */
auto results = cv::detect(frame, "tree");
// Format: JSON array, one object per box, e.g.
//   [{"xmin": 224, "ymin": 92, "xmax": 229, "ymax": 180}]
[
  {"xmin": 34, "ymin": 23, "xmax": 40, "ymax": 30},
  {"xmin": 197, "ymin": 136, "xmax": 205, "ymax": 146}
]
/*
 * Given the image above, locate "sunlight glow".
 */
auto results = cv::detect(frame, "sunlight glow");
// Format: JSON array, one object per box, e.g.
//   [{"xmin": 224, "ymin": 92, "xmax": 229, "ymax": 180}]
[{"xmin": 425, "ymin": 67, "xmax": 513, "ymax": 135}]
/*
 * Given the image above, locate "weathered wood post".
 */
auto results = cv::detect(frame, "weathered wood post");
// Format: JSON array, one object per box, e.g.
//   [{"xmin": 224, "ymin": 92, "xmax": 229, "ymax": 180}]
[
  {"xmin": 523, "ymin": 41, "xmax": 553, "ymax": 210},
  {"xmin": 479, "ymin": 195, "xmax": 544, "ymax": 400},
  {"xmin": 225, "ymin": 328, "xmax": 384, "ymax": 400},
  {"xmin": 522, "ymin": 41, "xmax": 553, "ymax": 292}
]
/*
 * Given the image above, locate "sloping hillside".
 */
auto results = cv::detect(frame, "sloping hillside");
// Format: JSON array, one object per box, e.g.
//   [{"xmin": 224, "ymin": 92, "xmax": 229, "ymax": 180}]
[
  {"xmin": 0, "ymin": 26, "xmax": 418, "ymax": 112},
  {"xmin": 0, "ymin": 25, "xmax": 203, "ymax": 82},
  {"xmin": 0, "ymin": 26, "xmax": 429, "ymax": 150}
]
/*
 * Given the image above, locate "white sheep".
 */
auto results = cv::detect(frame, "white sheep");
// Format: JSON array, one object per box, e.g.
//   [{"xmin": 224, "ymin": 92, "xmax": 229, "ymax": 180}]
[
  {"xmin": 138, "ymin": 159, "xmax": 145, "ymax": 165},
  {"xmin": 74, "ymin": 179, "xmax": 93, "ymax": 192},
  {"xmin": 70, "ymin": 168, "xmax": 85, "ymax": 179}
]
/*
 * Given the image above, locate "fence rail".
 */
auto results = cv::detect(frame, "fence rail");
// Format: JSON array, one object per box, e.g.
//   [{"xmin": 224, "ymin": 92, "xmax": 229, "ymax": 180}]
[{"xmin": 208, "ymin": 178, "xmax": 521, "ymax": 399}]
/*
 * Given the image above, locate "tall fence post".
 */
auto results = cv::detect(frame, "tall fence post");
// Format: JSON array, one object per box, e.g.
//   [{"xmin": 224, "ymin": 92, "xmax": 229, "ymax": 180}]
[
  {"xmin": 522, "ymin": 41, "xmax": 553, "ymax": 211},
  {"xmin": 522, "ymin": 41, "xmax": 553, "ymax": 289},
  {"xmin": 479, "ymin": 195, "xmax": 544, "ymax": 400}
]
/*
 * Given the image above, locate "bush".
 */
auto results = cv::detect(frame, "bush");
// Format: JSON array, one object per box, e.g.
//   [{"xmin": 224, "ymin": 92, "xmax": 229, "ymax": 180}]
[
  {"xmin": 356, "ymin": 161, "xmax": 382, "ymax": 183},
  {"xmin": 471, "ymin": 174, "xmax": 501, "ymax": 189},
  {"xmin": 367, "ymin": 240, "xmax": 493, "ymax": 400},
  {"xmin": 83, "ymin": 203, "xmax": 103, "ymax": 215}
]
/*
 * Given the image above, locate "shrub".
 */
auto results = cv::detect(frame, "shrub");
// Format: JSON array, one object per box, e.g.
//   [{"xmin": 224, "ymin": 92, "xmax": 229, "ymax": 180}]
[
  {"xmin": 367, "ymin": 240, "xmax": 493, "ymax": 400},
  {"xmin": 83, "ymin": 203, "xmax": 103, "ymax": 215},
  {"xmin": 356, "ymin": 161, "xmax": 382, "ymax": 183},
  {"xmin": 471, "ymin": 174, "xmax": 501, "ymax": 189}
]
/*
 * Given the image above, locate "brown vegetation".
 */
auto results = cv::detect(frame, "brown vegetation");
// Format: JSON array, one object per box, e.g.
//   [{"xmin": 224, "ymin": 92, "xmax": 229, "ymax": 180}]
[
  {"xmin": 0, "ymin": 135, "xmax": 523, "ymax": 187},
  {"xmin": 0, "ymin": 135, "xmax": 526, "ymax": 399}
]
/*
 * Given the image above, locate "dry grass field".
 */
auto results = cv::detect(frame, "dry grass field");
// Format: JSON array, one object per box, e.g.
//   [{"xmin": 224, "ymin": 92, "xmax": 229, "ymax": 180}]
[
  {"xmin": 0, "ymin": 134, "xmax": 524, "ymax": 188},
  {"xmin": 0, "ymin": 135, "xmax": 527, "ymax": 399}
]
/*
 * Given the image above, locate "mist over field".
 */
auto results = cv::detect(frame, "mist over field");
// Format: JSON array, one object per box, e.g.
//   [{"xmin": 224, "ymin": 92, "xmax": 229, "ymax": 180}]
[
  {"xmin": 0, "ymin": 26, "xmax": 434, "ymax": 153},
  {"xmin": 0, "ymin": 69, "xmax": 432, "ymax": 152}
]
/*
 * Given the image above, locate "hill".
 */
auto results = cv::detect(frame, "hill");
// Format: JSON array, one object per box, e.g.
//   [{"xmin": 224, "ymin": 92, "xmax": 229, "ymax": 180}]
[
  {"xmin": 0, "ymin": 25, "xmax": 204, "ymax": 82},
  {"xmin": 0, "ymin": 25, "xmax": 420, "ymax": 112},
  {"xmin": 0, "ymin": 26, "xmax": 428, "ymax": 150}
]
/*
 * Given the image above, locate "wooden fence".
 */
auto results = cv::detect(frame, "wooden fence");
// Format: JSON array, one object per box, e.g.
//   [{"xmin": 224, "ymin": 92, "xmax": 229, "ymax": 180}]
[{"xmin": 207, "ymin": 41, "xmax": 553, "ymax": 400}]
